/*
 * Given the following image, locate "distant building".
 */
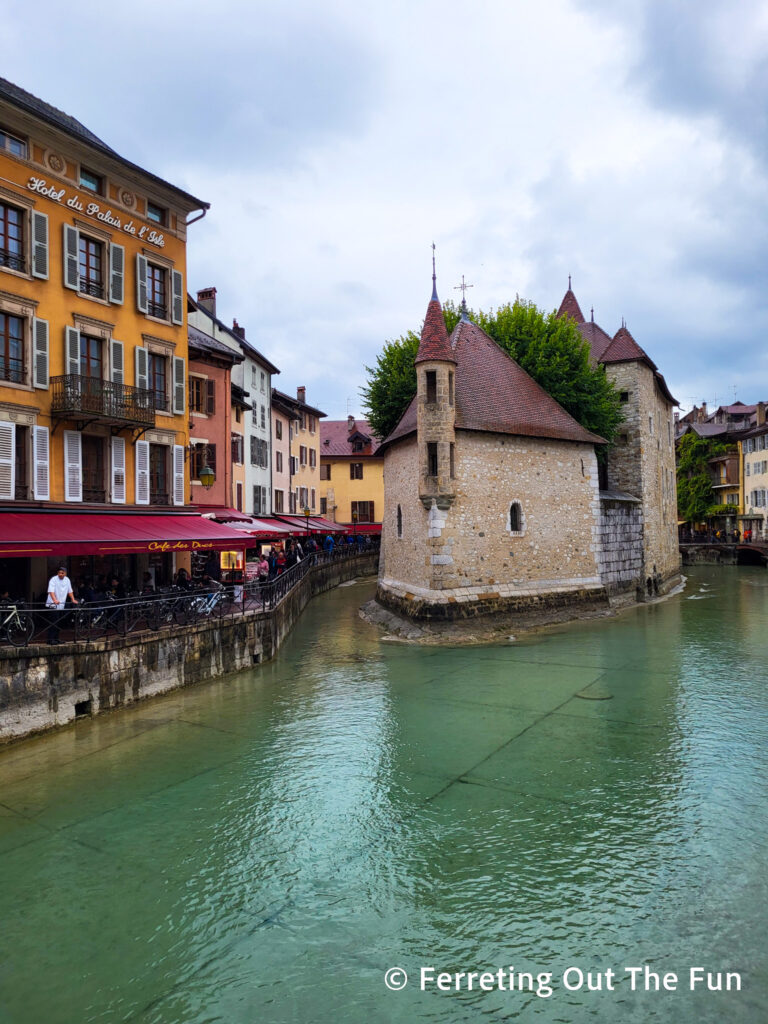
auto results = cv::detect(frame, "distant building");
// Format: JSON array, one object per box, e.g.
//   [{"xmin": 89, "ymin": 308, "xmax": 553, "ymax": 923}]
[
  {"xmin": 188, "ymin": 289, "xmax": 279, "ymax": 518},
  {"xmin": 740, "ymin": 403, "xmax": 768, "ymax": 539},
  {"xmin": 271, "ymin": 386, "xmax": 325, "ymax": 514},
  {"xmin": 319, "ymin": 417, "xmax": 383, "ymax": 531}
]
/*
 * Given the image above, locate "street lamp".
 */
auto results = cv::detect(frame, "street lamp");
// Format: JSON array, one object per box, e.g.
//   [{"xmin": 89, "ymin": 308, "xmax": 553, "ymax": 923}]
[
  {"xmin": 198, "ymin": 462, "xmax": 215, "ymax": 490},
  {"xmin": 303, "ymin": 504, "xmax": 311, "ymax": 538}
]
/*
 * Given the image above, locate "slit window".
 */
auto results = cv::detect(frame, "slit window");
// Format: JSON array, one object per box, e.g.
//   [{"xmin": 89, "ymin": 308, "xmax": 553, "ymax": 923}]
[
  {"xmin": 427, "ymin": 442, "xmax": 438, "ymax": 477},
  {"xmin": 426, "ymin": 370, "xmax": 437, "ymax": 404},
  {"xmin": 397, "ymin": 504, "xmax": 403, "ymax": 538},
  {"xmin": 449, "ymin": 442, "xmax": 455, "ymax": 478},
  {"xmin": 448, "ymin": 371, "xmax": 454, "ymax": 406},
  {"xmin": 509, "ymin": 501, "xmax": 522, "ymax": 533}
]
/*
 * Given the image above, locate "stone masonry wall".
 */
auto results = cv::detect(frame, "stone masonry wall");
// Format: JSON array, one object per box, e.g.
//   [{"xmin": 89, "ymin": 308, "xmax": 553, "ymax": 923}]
[
  {"xmin": 606, "ymin": 362, "xmax": 681, "ymax": 589},
  {"xmin": 381, "ymin": 430, "xmax": 605, "ymax": 612},
  {"xmin": 0, "ymin": 551, "xmax": 378, "ymax": 744},
  {"xmin": 597, "ymin": 498, "xmax": 643, "ymax": 599}
]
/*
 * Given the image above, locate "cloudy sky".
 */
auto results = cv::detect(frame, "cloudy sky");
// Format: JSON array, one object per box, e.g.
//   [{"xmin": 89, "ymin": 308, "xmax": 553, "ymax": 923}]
[{"xmin": 4, "ymin": 0, "xmax": 768, "ymax": 419}]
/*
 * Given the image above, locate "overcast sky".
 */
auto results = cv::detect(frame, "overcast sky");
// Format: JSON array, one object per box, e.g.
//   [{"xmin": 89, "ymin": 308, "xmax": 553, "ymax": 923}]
[{"xmin": 4, "ymin": 0, "xmax": 768, "ymax": 420}]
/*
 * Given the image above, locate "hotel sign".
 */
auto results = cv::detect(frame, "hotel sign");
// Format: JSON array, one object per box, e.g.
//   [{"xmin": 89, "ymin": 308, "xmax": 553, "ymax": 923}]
[{"xmin": 27, "ymin": 177, "xmax": 166, "ymax": 248}]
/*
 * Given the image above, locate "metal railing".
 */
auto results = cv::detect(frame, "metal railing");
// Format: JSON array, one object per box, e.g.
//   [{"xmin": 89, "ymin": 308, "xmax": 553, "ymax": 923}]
[
  {"xmin": 0, "ymin": 247, "xmax": 24, "ymax": 272},
  {"xmin": 0, "ymin": 538, "xmax": 379, "ymax": 650},
  {"xmin": 51, "ymin": 375, "xmax": 156, "ymax": 427}
]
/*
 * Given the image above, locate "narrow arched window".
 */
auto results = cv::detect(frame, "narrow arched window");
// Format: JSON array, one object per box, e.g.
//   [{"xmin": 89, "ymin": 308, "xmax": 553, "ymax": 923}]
[
  {"xmin": 397, "ymin": 504, "xmax": 403, "ymax": 538},
  {"xmin": 508, "ymin": 501, "xmax": 523, "ymax": 534}
]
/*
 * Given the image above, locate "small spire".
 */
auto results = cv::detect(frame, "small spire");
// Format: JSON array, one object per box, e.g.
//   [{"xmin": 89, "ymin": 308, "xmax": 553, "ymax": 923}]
[
  {"xmin": 454, "ymin": 274, "xmax": 474, "ymax": 320},
  {"xmin": 590, "ymin": 306, "xmax": 594, "ymax": 322},
  {"xmin": 431, "ymin": 242, "xmax": 437, "ymax": 301},
  {"xmin": 568, "ymin": 274, "xmax": 572, "ymax": 291}
]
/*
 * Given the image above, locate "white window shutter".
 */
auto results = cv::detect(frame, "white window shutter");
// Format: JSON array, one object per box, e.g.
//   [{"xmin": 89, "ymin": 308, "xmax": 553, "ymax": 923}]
[
  {"xmin": 31, "ymin": 212, "xmax": 49, "ymax": 279},
  {"xmin": 63, "ymin": 224, "xmax": 79, "ymax": 290},
  {"xmin": 65, "ymin": 326, "xmax": 80, "ymax": 376},
  {"xmin": 32, "ymin": 318, "xmax": 49, "ymax": 389},
  {"xmin": 136, "ymin": 254, "xmax": 148, "ymax": 313},
  {"xmin": 172, "ymin": 444, "xmax": 185, "ymax": 506},
  {"xmin": 171, "ymin": 270, "xmax": 184, "ymax": 325},
  {"xmin": 111, "ymin": 436, "xmax": 126, "ymax": 504},
  {"xmin": 33, "ymin": 426, "xmax": 49, "ymax": 500},
  {"xmin": 111, "ymin": 339, "xmax": 124, "ymax": 385},
  {"xmin": 173, "ymin": 356, "xmax": 185, "ymax": 414},
  {"xmin": 135, "ymin": 439, "xmax": 150, "ymax": 504},
  {"xmin": 63, "ymin": 430, "xmax": 82, "ymax": 502},
  {"xmin": 135, "ymin": 345, "xmax": 148, "ymax": 390},
  {"xmin": 109, "ymin": 243, "xmax": 125, "ymax": 304},
  {"xmin": 0, "ymin": 421, "xmax": 15, "ymax": 500}
]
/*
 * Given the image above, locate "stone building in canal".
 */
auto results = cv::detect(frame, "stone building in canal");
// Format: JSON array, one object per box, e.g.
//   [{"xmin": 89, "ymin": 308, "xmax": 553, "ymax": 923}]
[{"xmin": 376, "ymin": 275, "xmax": 681, "ymax": 621}]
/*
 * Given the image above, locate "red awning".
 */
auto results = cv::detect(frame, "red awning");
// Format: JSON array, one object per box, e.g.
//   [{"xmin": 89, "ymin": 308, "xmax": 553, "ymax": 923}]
[
  {"xmin": 0, "ymin": 511, "xmax": 250, "ymax": 558},
  {"xmin": 224, "ymin": 517, "xmax": 296, "ymax": 540},
  {"xmin": 274, "ymin": 515, "xmax": 346, "ymax": 533},
  {"xmin": 200, "ymin": 507, "xmax": 253, "ymax": 522},
  {"xmin": 345, "ymin": 523, "xmax": 381, "ymax": 534}
]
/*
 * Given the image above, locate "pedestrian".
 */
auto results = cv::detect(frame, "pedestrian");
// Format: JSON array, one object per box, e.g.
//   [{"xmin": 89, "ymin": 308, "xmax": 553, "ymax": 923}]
[
  {"xmin": 46, "ymin": 565, "xmax": 77, "ymax": 645},
  {"xmin": 204, "ymin": 551, "xmax": 222, "ymax": 583},
  {"xmin": 276, "ymin": 549, "xmax": 287, "ymax": 574},
  {"xmin": 257, "ymin": 552, "xmax": 270, "ymax": 583},
  {"xmin": 141, "ymin": 571, "xmax": 155, "ymax": 594}
]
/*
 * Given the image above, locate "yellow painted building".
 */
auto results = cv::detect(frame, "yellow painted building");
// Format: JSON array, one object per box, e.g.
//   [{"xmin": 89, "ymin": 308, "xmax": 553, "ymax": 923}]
[
  {"xmin": 319, "ymin": 417, "xmax": 383, "ymax": 528},
  {"xmin": 0, "ymin": 78, "xmax": 207, "ymax": 515}
]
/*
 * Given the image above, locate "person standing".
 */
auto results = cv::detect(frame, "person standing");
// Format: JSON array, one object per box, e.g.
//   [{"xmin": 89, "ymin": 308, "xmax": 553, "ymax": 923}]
[{"xmin": 46, "ymin": 566, "xmax": 77, "ymax": 645}]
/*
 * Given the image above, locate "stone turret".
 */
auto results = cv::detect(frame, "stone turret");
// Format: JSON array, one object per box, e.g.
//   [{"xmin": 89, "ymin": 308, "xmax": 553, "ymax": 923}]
[{"xmin": 415, "ymin": 274, "xmax": 457, "ymax": 509}]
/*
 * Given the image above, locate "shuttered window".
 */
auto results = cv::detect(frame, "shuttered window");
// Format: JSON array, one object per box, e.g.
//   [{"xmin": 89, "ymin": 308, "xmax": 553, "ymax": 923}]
[
  {"xmin": 33, "ymin": 426, "xmax": 49, "ymax": 500},
  {"xmin": 63, "ymin": 430, "xmax": 82, "ymax": 502},
  {"xmin": 173, "ymin": 444, "xmax": 185, "ymax": 506},
  {"xmin": 33, "ymin": 318, "xmax": 49, "ymax": 389},
  {"xmin": 0, "ymin": 420, "xmax": 15, "ymax": 499},
  {"xmin": 135, "ymin": 439, "xmax": 150, "ymax": 505},
  {"xmin": 111, "ymin": 436, "xmax": 126, "ymax": 504}
]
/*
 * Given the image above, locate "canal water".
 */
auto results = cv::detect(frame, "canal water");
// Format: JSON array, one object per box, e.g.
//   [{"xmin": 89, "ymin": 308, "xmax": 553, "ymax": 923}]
[{"xmin": 0, "ymin": 565, "xmax": 766, "ymax": 1024}]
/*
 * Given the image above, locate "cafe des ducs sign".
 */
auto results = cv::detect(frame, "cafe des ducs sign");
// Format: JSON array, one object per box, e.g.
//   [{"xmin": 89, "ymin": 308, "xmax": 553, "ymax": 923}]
[{"xmin": 27, "ymin": 176, "xmax": 166, "ymax": 248}]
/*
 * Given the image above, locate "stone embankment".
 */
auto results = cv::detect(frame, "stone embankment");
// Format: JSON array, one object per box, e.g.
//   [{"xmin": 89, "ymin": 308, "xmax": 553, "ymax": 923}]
[{"xmin": 0, "ymin": 551, "xmax": 377, "ymax": 744}]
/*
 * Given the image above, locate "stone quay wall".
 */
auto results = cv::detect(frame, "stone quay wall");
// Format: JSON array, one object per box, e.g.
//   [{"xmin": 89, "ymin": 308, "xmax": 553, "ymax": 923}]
[
  {"xmin": 0, "ymin": 551, "xmax": 378, "ymax": 744},
  {"xmin": 597, "ymin": 498, "xmax": 644, "ymax": 601}
]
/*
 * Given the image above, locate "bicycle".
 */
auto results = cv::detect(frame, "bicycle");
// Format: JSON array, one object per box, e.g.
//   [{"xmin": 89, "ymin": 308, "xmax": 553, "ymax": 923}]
[{"xmin": 0, "ymin": 603, "xmax": 35, "ymax": 647}]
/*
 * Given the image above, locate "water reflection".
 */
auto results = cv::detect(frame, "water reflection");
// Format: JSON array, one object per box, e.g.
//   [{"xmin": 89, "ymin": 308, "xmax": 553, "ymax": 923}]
[{"xmin": 0, "ymin": 569, "xmax": 766, "ymax": 1023}]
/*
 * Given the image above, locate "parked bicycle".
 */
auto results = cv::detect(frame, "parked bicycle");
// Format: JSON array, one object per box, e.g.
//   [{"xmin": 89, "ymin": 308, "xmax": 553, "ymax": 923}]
[{"xmin": 0, "ymin": 603, "xmax": 35, "ymax": 647}]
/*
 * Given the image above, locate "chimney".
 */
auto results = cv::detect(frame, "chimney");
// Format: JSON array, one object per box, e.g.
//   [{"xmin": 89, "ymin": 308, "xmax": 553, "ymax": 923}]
[
  {"xmin": 196, "ymin": 287, "xmax": 217, "ymax": 318},
  {"xmin": 232, "ymin": 318, "xmax": 245, "ymax": 339},
  {"xmin": 297, "ymin": 386, "xmax": 306, "ymax": 404},
  {"xmin": 347, "ymin": 415, "xmax": 355, "ymax": 433},
  {"xmin": 757, "ymin": 402, "xmax": 766, "ymax": 426},
  {"xmin": 698, "ymin": 402, "xmax": 708, "ymax": 423}
]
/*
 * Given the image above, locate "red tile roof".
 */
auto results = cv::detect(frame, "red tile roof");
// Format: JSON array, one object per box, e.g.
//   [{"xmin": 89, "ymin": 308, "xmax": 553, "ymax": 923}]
[
  {"xmin": 577, "ymin": 320, "xmax": 614, "ymax": 363},
  {"xmin": 557, "ymin": 288, "xmax": 585, "ymax": 323},
  {"xmin": 415, "ymin": 297, "xmax": 456, "ymax": 365},
  {"xmin": 383, "ymin": 313, "xmax": 605, "ymax": 449},
  {"xmin": 320, "ymin": 419, "xmax": 383, "ymax": 456},
  {"xmin": 601, "ymin": 325, "xmax": 658, "ymax": 368}
]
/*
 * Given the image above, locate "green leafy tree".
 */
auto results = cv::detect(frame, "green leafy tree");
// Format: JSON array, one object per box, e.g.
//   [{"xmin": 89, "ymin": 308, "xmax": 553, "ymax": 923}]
[
  {"xmin": 362, "ymin": 298, "xmax": 623, "ymax": 444},
  {"xmin": 676, "ymin": 433, "xmax": 728, "ymax": 522},
  {"xmin": 360, "ymin": 331, "xmax": 420, "ymax": 441}
]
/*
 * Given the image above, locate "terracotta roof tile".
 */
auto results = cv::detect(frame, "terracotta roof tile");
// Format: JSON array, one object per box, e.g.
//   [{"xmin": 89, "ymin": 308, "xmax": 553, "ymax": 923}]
[
  {"xmin": 601, "ymin": 325, "xmax": 657, "ymax": 368},
  {"xmin": 320, "ymin": 419, "xmax": 383, "ymax": 456},
  {"xmin": 383, "ymin": 315, "xmax": 605, "ymax": 448},
  {"xmin": 415, "ymin": 298, "xmax": 456, "ymax": 364},
  {"xmin": 557, "ymin": 288, "xmax": 585, "ymax": 323},
  {"xmin": 577, "ymin": 320, "xmax": 614, "ymax": 363}
]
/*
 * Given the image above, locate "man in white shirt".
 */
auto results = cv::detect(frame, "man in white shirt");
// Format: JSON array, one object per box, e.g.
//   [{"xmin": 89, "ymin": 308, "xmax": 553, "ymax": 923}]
[{"xmin": 46, "ymin": 566, "xmax": 77, "ymax": 645}]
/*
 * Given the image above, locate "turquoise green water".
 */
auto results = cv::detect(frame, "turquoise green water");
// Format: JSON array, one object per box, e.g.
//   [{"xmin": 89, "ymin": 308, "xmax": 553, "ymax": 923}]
[{"xmin": 1, "ymin": 566, "xmax": 767, "ymax": 1023}]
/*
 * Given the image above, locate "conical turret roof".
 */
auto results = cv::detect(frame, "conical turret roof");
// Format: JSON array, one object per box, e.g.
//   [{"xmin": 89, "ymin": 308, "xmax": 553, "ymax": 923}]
[
  {"xmin": 557, "ymin": 286, "xmax": 585, "ymax": 324},
  {"xmin": 414, "ymin": 287, "xmax": 456, "ymax": 365}
]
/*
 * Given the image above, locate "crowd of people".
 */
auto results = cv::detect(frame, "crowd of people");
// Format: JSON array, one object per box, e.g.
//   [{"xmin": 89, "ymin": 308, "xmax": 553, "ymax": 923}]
[{"xmin": 680, "ymin": 527, "xmax": 760, "ymax": 544}]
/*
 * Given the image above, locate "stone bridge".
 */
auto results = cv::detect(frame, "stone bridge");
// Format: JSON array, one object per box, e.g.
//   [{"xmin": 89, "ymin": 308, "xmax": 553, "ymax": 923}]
[{"xmin": 680, "ymin": 543, "xmax": 768, "ymax": 567}]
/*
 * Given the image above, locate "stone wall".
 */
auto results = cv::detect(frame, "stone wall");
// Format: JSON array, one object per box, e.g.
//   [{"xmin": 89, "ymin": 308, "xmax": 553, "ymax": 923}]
[
  {"xmin": 597, "ymin": 497, "xmax": 643, "ymax": 600},
  {"xmin": 605, "ymin": 361, "xmax": 681, "ymax": 590},
  {"xmin": 380, "ymin": 430, "xmax": 605, "ymax": 615},
  {"xmin": 0, "ymin": 551, "xmax": 378, "ymax": 744}
]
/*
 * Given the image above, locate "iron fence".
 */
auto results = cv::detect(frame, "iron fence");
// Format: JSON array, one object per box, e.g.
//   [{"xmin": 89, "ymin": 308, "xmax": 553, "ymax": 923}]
[{"xmin": 0, "ymin": 539, "xmax": 379, "ymax": 650}]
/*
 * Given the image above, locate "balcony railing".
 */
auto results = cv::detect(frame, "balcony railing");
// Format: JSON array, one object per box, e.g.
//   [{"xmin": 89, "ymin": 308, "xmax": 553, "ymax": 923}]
[
  {"xmin": 0, "ymin": 358, "xmax": 25, "ymax": 384},
  {"xmin": 51, "ymin": 375, "xmax": 155, "ymax": 428},
  {"xmin": 0, "ymin": 248, "xmax": 24, "ymax": 272},
  {"xmin": 79, "ymin": 278, "xmax": 105, "ymax": 300},
  {"xmin": 147, "ymin": 301, "xmax": 167, "ymax": 319}
]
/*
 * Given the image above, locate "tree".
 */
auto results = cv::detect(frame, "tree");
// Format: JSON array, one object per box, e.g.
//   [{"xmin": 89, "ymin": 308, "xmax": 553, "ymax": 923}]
[
  {"xmin": 360, "ymin": 331, "xmax": 420, "ymax": 441},
  {"xmin": 361, "ymin": 298, "xmax": 623, "ymax": 444},
  {"xmin": 676, "ymin": 433, "xmax": 728, "ymax": 522}
]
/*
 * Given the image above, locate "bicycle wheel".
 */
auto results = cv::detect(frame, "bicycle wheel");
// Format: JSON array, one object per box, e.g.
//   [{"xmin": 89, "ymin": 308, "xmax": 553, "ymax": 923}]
[{"xmin": 7, "ymin": 612, "xmax": 34, "ymax": 647}]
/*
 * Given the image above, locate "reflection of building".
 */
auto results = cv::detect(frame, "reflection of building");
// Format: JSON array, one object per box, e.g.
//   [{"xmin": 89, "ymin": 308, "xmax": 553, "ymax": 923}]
[
  {"xmin": 319, "ymin": 417, "xmax": 383, "ymax": 531},
  {"xmin": 0, "ymin": 76, "xmax": 225, "ymax": 595},
  {"xmin": 188, "ymin": 288, "xmax": 279, "ymax": 518},
  {"xmin": 272, "ymin": 386, "xmax": 325, "ymax": 514}
]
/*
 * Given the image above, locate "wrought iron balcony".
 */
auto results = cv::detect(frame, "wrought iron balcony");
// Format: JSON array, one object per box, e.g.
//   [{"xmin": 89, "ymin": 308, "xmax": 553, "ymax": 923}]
[{"xmin": 51, "ymin": 375, "xmax": 156, "ymax": 429}]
